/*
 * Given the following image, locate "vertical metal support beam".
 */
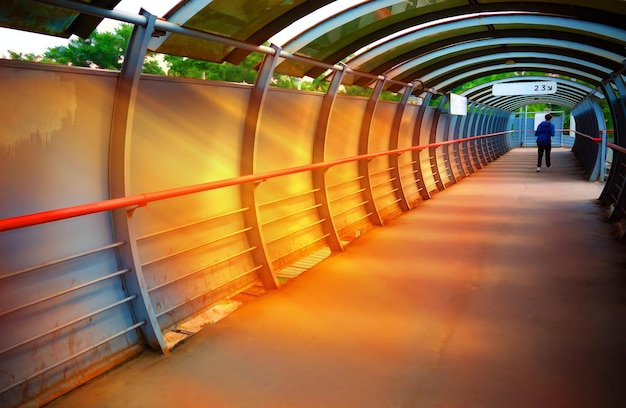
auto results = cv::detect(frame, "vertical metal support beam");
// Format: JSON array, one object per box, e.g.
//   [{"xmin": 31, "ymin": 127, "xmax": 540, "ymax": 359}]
[
  {"xmin": 491, "ymin": 109, "xmax": 503, "ymax": 157},
  {"xmin": 358, "ymin": 77, "xmax": 387, "ymax": 226},
  {"xmin": 412, "ymin": 93, "xmax": 432, "ymax": 199},
  {"xmin": 601, "ymin": 75, "xmax": 626, "ymax": 188},
  {"xmin": 507, "ymin": 111, "xmax": 518, "ymax": 148},
  {"xmin": 475, "ymin": 105, "xmax": 489, "ymax": 165},
  {"xmin": 240, "ymin": 44, "xmax": 281, "ymax": 290},
  {"xmin": 589, "ymin": 98, "xmax": 606, "ymax": 181},
  {"xmin": 108, "ymin": 10, "xmax": 168, "ymax": 353},
  {"xmin": 500, "ymin": 111, "xmax": 513, "ymax": 151},
  {"xmin": 440, "ymin": 100, "xmax": 457, "ymax": 185},
  {"xmin": 483, "ymin": 107, "xmax": 495, "ymax": 161},
  {"xmin": 428, "ymin": 96, "xmax": 446, "ymax": 191},
  {"xmin": 449, "ymin": 114, "xmax": 468, "ymax": 179},
  {"xmin": 499, "ymin": 111, "xmax": 510, "ymax": 152},
  {"xmin": 603, "ymin": 74, "xmax": 626, "ymax": 220},
  {"xmin": 312, "ymin": 65, "xmax": 347, "ymax": 252},
  {"xmin": 388, "ymin": 82, "xmax": 416, "ymax": 211},
  {"xmin": 615, "ymin": 74, "xmax": 626, "ymax": 147},
  {"xmin": 467, "ymin": 103, "xmax": 483, "ymax": 169},
  {"xmin": 457, "ymin": 107, "xmax": 475, "ymax": 174}
]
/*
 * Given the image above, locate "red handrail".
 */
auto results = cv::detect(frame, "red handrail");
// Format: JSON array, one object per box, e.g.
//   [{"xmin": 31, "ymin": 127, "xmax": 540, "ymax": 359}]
[
  {"xmin": 563, "ymin": 129, "xmax": 603, "ymax": 142},
  {"xmin": 607, "ymin": 141, "xmax": 626, "ymax": 154},
  {"xmin": 0, "ymin": 132, "xmax": 510, "ymax": 232}
]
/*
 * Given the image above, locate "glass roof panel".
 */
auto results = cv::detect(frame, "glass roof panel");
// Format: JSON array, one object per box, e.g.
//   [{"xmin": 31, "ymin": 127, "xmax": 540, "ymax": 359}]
[
  {"xmin": 349, "ymin": 25, "xmax": 484, "ymax": 73},
  {"xmin": 269, "ymin": 0, "xmax": 368, "ymax": 47},
  {"xmin": 274, "ymin": 0, "xmax": 468, "ymax": 76},
  {"xmin": 0, "ymin": 0, "xmax": 124, "ymax": 38},
  {"xmin": 152, "ymin": 0, "xmax": 309, "ymax": 61}
]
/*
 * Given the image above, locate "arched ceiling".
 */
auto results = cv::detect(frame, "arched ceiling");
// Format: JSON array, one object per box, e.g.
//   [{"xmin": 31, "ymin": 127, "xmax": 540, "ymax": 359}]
[{"xmin": 3, "ymin": 0, "xmax": 626, "ymax": 112}]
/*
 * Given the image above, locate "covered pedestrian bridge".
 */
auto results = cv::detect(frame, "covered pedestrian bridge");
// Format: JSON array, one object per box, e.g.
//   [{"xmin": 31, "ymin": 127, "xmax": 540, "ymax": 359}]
[{"xmin": 1, "ymin": 1, "xmax": 625, "ymax": 407}]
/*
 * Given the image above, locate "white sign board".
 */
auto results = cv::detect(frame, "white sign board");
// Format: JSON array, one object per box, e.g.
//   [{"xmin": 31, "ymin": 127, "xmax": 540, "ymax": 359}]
[
  {"xmin": 449, "ymin": 93, "xmax": 467, "ymax": 115},
  {"xmin": 492, "ymin": 81, "xmax": 557, "ymax": 96}
]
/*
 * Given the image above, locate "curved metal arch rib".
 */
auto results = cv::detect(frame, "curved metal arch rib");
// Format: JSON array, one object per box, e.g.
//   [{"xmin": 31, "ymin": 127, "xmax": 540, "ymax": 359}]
[
  {"xmin": 350, "ymin": 36, "xmax": 624, "ymax": 86},
  {"xmin": 460, "ymin": 76, "xmax": 603, "ymax": 111},
  {"xmin": 496, "ymin": 96, "xmax": 579, "ymax": 111},
  {"xmin": 277, "ymin": 11, "xmax": 626, "ymax": 76},
  {"xmin": 411, "ymin": 54, "xmax": 607, "ymax": 91},
  {"xmin": 469, "ymin": 86, "xmax": 584, "ymax": 107},
  {"xmin": 461, "ymin": 77, "xmax": 601, "ymax": 100},
  {"xmin": 384, "ymin": 48, "xmax": 613, "ymax": 84},
  {"xmin": 274, "ymin": 3, "xmax": 626, "ymax": 77},
  {"xmin": 346, "ymin": 17, "xmax": 626, "ymax": 74},
  {"xmin": 481, "ymin": 93, "xmax": 579, "ymax": 110},
  {"xmin": 463, "ymin": 76, "xmax": 604, "ymax": 111}
]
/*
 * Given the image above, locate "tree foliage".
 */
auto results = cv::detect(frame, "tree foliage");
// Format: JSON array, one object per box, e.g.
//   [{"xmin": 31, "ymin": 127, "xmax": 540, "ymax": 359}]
[
  {"xmin": 40, "ymin": 24, "xmax": 164, "ymax": 74},
  {"xmin": 164, "ymin": 52, "xmax": 261, "ymax": 83},
  {"xmin": 44, "ymin": 24, "xmax": 130, "ymax": 70}
]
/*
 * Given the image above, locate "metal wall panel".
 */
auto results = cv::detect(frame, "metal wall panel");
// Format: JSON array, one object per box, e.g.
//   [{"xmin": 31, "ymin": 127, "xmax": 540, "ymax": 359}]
[
  {"xmin": 130, "ymin": 76, "xmax": 258, "ymax": 332},
  {"xmin": 0, "ymin": 62, "xmax": 142, "ymax": 408},
  {"xmin": 417, "ymin": 107, "xmax": 438, "ymax": 193},
  {"xmin": 256, "ymin": 89, "xmax": 327, "ymax": 270},
  {"xmin": 325, "ymin": 96, "xmax": 372, "ymax": 242},
  {"xmin": 370, "ymin": 101, "xmax": 403, "ymax": 221},
  {"xmin": 397, "ymin": 104, "xmax": 424, "ymax": 207}
]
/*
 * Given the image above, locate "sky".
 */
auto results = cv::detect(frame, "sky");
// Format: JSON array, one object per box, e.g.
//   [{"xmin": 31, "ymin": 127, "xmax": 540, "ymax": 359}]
[{"xmin": 0, "ymin": 0, "xmax": 178, "ymax": 58}]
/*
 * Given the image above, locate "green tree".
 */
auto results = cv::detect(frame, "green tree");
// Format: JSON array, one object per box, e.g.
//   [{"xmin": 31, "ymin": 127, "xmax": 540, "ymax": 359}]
[
  {"xmin": 42, "ymin": 24, "xmax": 164, "ymax": 74},
  {"xmin": 164, "ymin": 52, "xmax": 263, "ymax": 82},
  {"xmin": 6, "ymin": 51, "xmax": 42, "ymax": 62}
]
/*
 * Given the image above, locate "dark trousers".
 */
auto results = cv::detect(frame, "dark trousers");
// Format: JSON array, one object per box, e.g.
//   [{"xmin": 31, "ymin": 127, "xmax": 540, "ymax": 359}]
[{"xmin": 537, "ymin": 145, "xmax": 551, "ymax": 167}]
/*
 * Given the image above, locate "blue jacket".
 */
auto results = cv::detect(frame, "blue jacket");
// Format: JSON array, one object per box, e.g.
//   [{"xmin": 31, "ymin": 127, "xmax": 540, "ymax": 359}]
[{"xmin": 536, "ymin": 121, "xmax": 555, "ymax": 147}]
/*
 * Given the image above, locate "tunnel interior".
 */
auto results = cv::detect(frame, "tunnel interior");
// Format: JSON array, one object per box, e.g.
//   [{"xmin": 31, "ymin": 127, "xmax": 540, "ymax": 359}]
[{"xmin": 1, "ymin": 1, "xmax": 625, "ymax": 407}]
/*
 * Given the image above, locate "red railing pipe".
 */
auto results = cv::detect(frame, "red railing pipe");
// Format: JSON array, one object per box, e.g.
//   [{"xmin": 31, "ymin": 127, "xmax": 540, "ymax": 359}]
[
  {"xmin": 607, "ymin": 142, "xmax": 626, "ymax": 154},
  {"xmin": 0, "ymin": 132, "xmax": 511, "ymax": 232},
  {"xmin": 562, "ymin": 129, "xmax": 603, "ymax": 142}
]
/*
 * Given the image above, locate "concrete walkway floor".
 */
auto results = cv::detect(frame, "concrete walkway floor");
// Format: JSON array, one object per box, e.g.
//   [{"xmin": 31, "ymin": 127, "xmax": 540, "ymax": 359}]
[{"xmin": 47, "ymin": 148, "xmax": 626, "ymax": 408}]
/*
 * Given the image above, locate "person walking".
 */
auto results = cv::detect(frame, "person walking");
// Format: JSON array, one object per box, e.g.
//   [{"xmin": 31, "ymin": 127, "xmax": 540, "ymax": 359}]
[{"xmin": 535, "ymin": 113, "xmax": 555, "ymax": 172}]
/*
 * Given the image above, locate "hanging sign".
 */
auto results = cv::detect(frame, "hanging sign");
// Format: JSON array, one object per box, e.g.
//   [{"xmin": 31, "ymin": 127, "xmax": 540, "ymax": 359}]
[
  {"xmin": 492, "ymin": 81, "xmax": 557, "ymax": 96},
  {"xmin": 449, "ymin": 93, "xmax": 467, "ymax": 115}
]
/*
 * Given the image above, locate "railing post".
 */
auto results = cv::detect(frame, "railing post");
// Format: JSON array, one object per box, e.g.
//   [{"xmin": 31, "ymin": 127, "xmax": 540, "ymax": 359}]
[
  {"xmin": 449, "ymin": 114, "xmax": 468, "ymax": 178},
  {"xmin": 467, "ymin": 103, "xmax": 483, "ymax": 170},
  {"xmin": 108, "ymin": 10, "xmax": 168, "ymax": 353},
  {"xmin": 312, "ymin": 65, "xmax": 347, "ymax": 252},
  {"xmin": 599, "ymin": 75, "xmax": 626, "ymax": 219},
  {"xmin": 239, "ymin": 44, "xmax": 281, "ymax": 290},
  {"xmin": 388, "ymin": 82, "xmax": 416, "ymax": 211},
  {"xmin": 429, "ymin": 96, "xmax": 447, "ymax": 191},
  {"xmin": 358, "ymin": 76, "xmax": 387, "ymax": 226},
  {"xmin": 590, "ymin": 97, "xmax": 608, "ymax": 181},
  {"xmin": 457, "ymin": 105, "xmax": 475, "ymax": 174},
  {"xmin": 412, "ymin": 93, "xmax": 432, "ymax": 199},
  {"xmin": 475, "ymin": 105, "xmax": 490, "ymax": 165},
  {"xmin": 440, "ymin": 99, "xmax": 456, "ymax": 184}
]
